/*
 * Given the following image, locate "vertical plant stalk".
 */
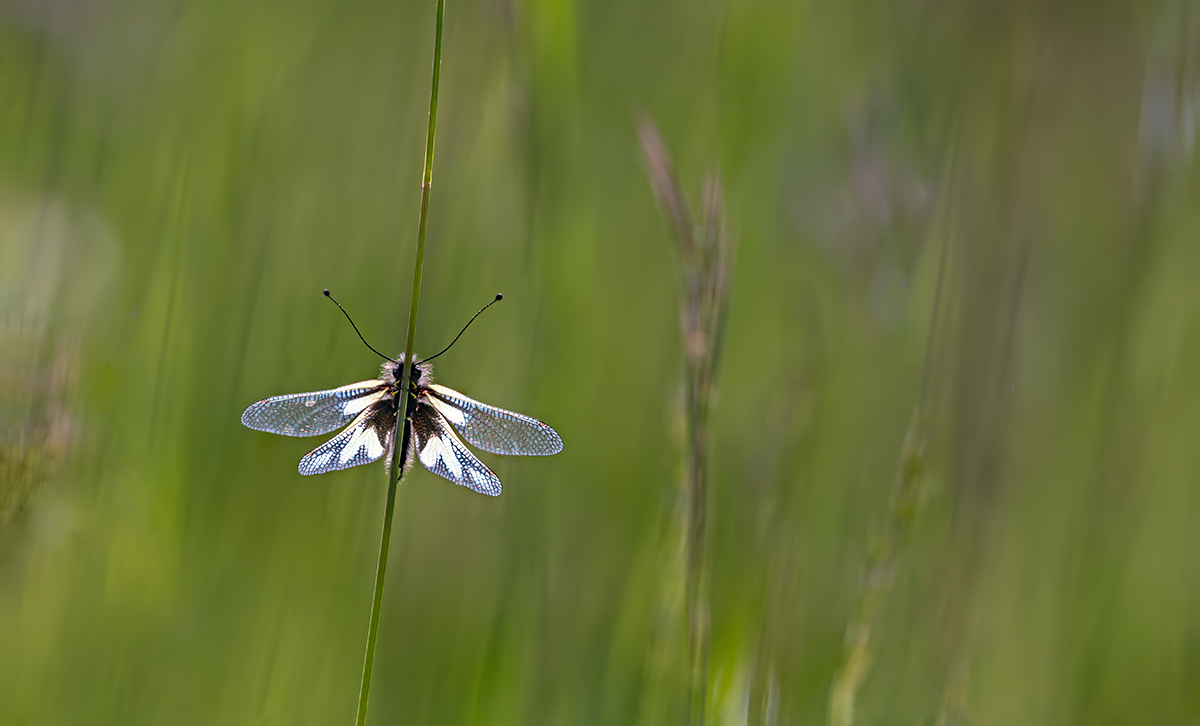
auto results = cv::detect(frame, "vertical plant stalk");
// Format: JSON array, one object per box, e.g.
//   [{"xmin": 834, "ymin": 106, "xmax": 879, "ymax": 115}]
[
  {"xmin": 355, "ymin": 0, "xmax": 446, "ymax": 723},
  {"xmin": 828, "ymin": 145, "xmax": 955, "ymax": 726},
  {"xmin": 639, "ymin": 121, "xmax": 732, "ymax": 726},
  {"xmin": 828, "ymin": 416, "xmax": 926, "ymax": 726}
]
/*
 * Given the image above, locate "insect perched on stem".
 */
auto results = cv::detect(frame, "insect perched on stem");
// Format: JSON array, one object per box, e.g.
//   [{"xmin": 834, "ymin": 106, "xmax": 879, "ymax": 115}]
[{"xmin": 240, "ymin": 292, "xmax": 562, "ymax": 496}]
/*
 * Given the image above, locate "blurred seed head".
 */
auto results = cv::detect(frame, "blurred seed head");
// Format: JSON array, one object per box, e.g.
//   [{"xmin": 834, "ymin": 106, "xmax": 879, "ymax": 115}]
[
  {"xmin": 0, "ymin": 318, "xmax": 78, "ymax": 534},
  {"xmin": 0, "ymin": 189, "xmax": 113, "ymax": 533}
]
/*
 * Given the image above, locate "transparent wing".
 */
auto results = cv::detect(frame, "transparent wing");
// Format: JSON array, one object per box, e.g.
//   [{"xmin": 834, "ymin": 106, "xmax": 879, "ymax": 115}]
[
  {"xmin": 297, "ymin": 403, "xmax": 396, "ymax": 475},
  {"xmin": 425, "ymin": 384, "xmax": 563, "ymax": 456},
  {"xmin": 241, "ymin": 381, "xmax": 386, "ymax": 437},
  {"xmin": 411, "ymin": 403, "xmax": 502, "ymax": 496}
]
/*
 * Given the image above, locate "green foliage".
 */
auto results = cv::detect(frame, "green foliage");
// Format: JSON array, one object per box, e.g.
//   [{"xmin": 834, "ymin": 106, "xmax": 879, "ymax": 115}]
[{"xmin": 2, "ymin": 0, "xmax": 1199, "ymax": 724}]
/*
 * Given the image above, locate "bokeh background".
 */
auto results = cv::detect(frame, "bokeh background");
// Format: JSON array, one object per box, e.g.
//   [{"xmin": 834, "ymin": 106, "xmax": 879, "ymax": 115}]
[{"xmin": 3, "ymin": 0, "xmax": 1200, "ymax": 723}]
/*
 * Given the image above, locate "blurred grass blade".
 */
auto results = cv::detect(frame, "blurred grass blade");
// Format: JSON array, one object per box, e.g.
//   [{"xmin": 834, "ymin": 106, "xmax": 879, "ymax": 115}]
[
  {"xmin": 829, "ymin": 415, "xmax": 925, "ymax": 726},
  {"xmin": 638, "ymin": 119, "xmax": 733, "ymax": 726}
]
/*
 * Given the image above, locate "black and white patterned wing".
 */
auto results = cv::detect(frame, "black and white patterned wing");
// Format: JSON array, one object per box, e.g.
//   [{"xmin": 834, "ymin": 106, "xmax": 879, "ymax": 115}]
[
  {"xmin": 297, "ymin": 402, "xmax": 397, "ymax": 475},
  {"xmin": 241, "ymin": 380, "xmax": 388, "ymax": 437},
  {"xmin": 411, "ymin": 403, "xmax": 502, "ymax": 496},
  {"xmin": 425, "ymin": 384, "xmax": 563, "ymax": 456}
]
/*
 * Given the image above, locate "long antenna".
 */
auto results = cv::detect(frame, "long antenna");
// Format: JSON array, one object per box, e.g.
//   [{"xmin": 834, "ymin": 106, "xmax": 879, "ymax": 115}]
[
  {"xmin": 324, "ymin": 289, "xmax": 399, "ymax": 363},
  {"xmin": 421, "ymin": 293, "xmax": 503, "ymax": 363}
]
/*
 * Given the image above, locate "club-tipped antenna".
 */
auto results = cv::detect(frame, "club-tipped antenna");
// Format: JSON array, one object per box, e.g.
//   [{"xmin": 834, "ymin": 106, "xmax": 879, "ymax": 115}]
[
  {"xmin": 421, "ymin": 293, "xmax": 503, "ymax": 364},
  {"xmin": 323, "ymin": 289, "xmax": 399, "ymax": 363}
]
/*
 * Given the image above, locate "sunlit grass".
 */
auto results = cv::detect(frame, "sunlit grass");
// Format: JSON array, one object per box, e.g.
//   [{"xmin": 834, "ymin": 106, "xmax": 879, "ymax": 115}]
[{"xmin": 1, "ymin": 1, "xmax": 1199, "ymax": 724}]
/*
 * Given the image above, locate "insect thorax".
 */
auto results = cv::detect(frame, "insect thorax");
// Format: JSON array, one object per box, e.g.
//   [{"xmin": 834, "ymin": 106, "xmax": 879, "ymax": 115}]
[{"xmin": 381, "ymin": 355, "xmax": 433, "ymax": 398}]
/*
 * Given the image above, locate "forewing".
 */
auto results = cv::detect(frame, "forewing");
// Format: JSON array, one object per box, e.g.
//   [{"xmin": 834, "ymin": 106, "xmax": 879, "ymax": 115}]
[
  {"xmin": 411, "ymin": 403, "xmax": 502, "ymax": 496},
  {"xmin": 425, "ymin": 384, "xmax": 563, "ymax": 456},
  {"xmin": 241, "ymin": 380, "xmax": 387, "ymax": 437},
  {"xmin": 297, "ymin": 402, "xmax": 397, "ymax": 475}
]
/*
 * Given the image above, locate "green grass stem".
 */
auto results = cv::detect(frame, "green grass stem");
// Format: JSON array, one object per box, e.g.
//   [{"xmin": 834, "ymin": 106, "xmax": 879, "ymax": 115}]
[
  {"xmin": 827, "ymin": 137, "xmax": 957, "ymax": 726},
  {"xmin": 354, "ymin": 0, "xmax": 446, "ymax": 723},
  {"xmin": 638, "ymin": 121, "xmax": 731, "ymax": 726}
]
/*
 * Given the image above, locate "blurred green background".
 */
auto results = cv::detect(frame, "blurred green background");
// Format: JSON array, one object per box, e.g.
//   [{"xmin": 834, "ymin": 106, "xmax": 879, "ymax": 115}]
[{"xmin": 3, "ymin": 0, "xmax": 1200, "ymax": 723}]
